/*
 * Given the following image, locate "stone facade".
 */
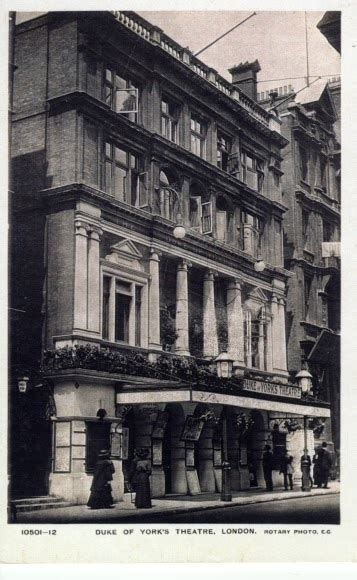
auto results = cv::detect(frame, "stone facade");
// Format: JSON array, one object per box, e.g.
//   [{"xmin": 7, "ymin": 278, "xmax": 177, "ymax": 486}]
[{"xmin": 10, "ymin": 11, "xmax": 332, "ymax": 503}]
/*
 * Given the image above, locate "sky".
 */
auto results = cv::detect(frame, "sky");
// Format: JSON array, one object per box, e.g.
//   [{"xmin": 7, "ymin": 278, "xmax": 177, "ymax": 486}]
[{"xmin": 16, "ymin": 10, "xmax": 340, "ymax": 94}]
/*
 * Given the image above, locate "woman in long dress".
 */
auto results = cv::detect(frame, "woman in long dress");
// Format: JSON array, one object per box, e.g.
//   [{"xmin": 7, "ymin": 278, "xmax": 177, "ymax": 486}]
[
  {"xmin": 130, "ymin": 448, "xmax": 152, "ymax": 508},
  {"xmin": 87, "ymin": 449, "xmax": 115, "ymax": 509}
]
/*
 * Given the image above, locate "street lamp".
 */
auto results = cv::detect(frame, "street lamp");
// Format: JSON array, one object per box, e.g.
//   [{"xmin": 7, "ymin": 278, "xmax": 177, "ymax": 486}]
[
  {"xmin": 296, "ymin": 369, "xmax": 313, "ymax": 491},
  {"xmin": 215, "ymin": 353, "xmax": 234, "ymax": 502},
  {"xmin": 254, "ymin": 256, "xmax": 266, "ymax": 272},
  {"xmin": 173, "ymin": 212, "xmax": 186, "ymax": 239}
]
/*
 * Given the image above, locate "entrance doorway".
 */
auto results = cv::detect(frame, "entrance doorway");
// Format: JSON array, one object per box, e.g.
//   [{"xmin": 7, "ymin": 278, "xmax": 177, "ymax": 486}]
[
  {"xmin": 85, "ymin": 421, "xmax": 111, "ymax": 472},
  {"xmin": 122, "ymin": 409, "xmax": 136, "ymax": 493}
]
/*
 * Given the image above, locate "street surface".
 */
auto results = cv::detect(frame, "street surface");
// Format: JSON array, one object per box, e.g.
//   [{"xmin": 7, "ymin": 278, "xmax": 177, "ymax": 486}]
[
  {"xmin": 14, "ymin": 492, "xmax": 339, "ymax": 525},
  {"xmin": 149, "ymin": 494, "xmax": 340, "ymax": 525}
]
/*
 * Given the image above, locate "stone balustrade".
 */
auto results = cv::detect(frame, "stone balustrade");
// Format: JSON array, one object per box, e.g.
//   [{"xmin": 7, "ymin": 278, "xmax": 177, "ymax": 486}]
[{"xmin": 110, "ymin": 11, "xmax": 278, "ymax": 133}]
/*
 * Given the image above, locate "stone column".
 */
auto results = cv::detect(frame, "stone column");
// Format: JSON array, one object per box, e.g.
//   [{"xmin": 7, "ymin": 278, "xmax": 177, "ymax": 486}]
[
  {"xmin": 245, "ymin": 311, "xmax": 252, "ymax": 368},
  {"xmin": 278, "ymin": 298, "xmax": 288, "ymax": 371},
  {"xmin": 203, "ymin": 270, "xmax": 218, "ymax": 358},
  {"xmin": 108, "ymin": 276, "xmax": 116, "ymax": 343},
  {"xmin": 227, "ymin": 279, "xmax": 244, "ymax": 363},
  {"xmin": 87, "ymin": 226, "xmax": 103, "ymax": 333},
  {"xmin": 148, "ymin": 249, "xmax": 161, "ymax": 350},
  {"xmin": 258, "ymin": 315, "xmax": 265, "ymax": 370},
  {"xmin": 271, "ymin": 293, "xmax": 280, "ymax": 371},
  {"xmin": 175, "ymin": 260, "xmax": 190, "ymax": 356},
  {"xmin": 73, "ymin": 220, "xmax": 89, "ymax": 331},
  {"xmin": 265, "ymin": 315, "xmax": 273, "ymax": 372}
]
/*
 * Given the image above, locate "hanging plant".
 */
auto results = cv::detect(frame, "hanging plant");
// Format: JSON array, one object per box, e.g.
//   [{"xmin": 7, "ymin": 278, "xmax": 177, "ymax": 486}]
[
  {"xmin": 283, "ymin": 418, "xmax": 302, "ymax": 433},
  {"xmin": 308, "ymin": 417, "xmax": 325, "ymax": 438},
  {"xmin": 235, "ymin": 412, "xmax": 255, "ymax": 434}
]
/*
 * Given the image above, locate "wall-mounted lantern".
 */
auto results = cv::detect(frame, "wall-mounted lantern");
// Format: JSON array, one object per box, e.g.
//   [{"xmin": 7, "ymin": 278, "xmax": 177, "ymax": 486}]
[
  {"xmin": 215, "ymin": 352, "xmax": 234, "ymax": 379},
  {"xmin": 17, "ymin": 376, "xmax": 30, "ymax": 394},
  {"xmin": 296, "ymin": 369, "xmax": 313, "ymax": 394},
  {"xmin": 254, "ymin": 256, "xmax": 266, "ymax": 272}
]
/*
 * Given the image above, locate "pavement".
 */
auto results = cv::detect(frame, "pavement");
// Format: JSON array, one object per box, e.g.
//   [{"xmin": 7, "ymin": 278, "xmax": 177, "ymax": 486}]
[{"xmin": 14, "ymin": 481, "xmax": 340, "ymax": 524}]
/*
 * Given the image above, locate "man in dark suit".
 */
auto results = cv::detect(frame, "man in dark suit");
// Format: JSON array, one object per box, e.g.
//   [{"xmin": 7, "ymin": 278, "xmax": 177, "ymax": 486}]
[
  {"xmin": 262, "ymin": 444, "xmax": 274, "ymax": 491},
  {"xmin": 319, "ymin": 442, "xmax": 333, "ymax": 489}
]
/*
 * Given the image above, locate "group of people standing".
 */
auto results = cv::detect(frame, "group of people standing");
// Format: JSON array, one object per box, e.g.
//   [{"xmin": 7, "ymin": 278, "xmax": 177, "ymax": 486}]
[
  {"xmin": 86, "ymin": 441, "xmax": 333, "ymax": 510},
  {"xmin": 262, "ymin": 441, "xmax": 333, "ymax": 492},
  {"xmin": 87, "ymin": 447, "xmax": 152, "ymax": 510}
]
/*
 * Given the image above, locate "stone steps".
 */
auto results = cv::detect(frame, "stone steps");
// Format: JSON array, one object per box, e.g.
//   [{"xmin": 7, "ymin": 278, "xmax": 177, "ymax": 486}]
[{"xmin": 10, "ymin": 496, "xmax": 73, "ymax": 513}]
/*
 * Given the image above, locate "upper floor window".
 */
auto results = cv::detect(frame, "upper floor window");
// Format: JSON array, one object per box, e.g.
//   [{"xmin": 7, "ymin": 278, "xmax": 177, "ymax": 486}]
[
  {"xmin": 103, "ymin": 141, "xmax": 146, "ymax": 207},
  {"xmin": 190, "ymin": 114, "xmax": 206, "ymax": 158},
  {"xmin": 161, "ymin": 97, "xmax": 179, "ymax": 143},
  {"xmin": 299, "ymin": 145, "xmax": 309, "ymax": 183},
  {"xmin": 189, "ymin": 182, "xmax": 212, "ymax": 235},
  {"xmin": 105, "ymin": 67, "xmax": 139, "ymax": 122},
  {"xmin": 320, "ymin": 155, "xmax": 328, "ymax": 191},
  {"xmin": 323, "ymin": 220, "xmax": 335, "ymax": 242},
  {"xmin": 215, "ymin": 195, "xmax": 234, "ymax": 243},
  {"xmin": 102, "ymin": 275, "xmax": 143, "ymax": 347},
  {"xmin": 157, "ymin": 170, "xmax": 181, "ymax": 221},
  {"xmin": 304, "ymin": 274, "xmax": 312, "ymax": 319},
  {"xmin": 302, "ymin": 208, "xmax": 309, "ymax": 243},
  {"xmin": 240, "ymin": 150, "xmax": 264, "ymax": 193},
  {"xmin": 241, "ymin": 211, "xmax": 264, "ymax": 257},
  {"xmin": 244, "ymin": 307, "xmax": 267, "ymax": 370},
  {"xmin": 217, "ymin": 132, "xmax": 232, "ymax": 172}
]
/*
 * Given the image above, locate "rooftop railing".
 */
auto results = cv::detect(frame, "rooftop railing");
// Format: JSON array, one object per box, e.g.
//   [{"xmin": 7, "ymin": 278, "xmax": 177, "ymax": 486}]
[{"xmin": 111, "ymin": 11, "xmax": 276, "ymax": 132}]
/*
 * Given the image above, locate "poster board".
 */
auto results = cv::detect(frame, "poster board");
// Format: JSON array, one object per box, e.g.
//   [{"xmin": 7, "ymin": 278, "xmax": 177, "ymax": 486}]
[{"xmin": 180, "ymin": 415, "xmax": 205, "ymax": 441}]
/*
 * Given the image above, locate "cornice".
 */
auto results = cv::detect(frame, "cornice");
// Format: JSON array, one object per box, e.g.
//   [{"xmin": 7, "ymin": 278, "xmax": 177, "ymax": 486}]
[{"xmin": 37, "ymin": 182, "xmax": 291, "ymax": 284}]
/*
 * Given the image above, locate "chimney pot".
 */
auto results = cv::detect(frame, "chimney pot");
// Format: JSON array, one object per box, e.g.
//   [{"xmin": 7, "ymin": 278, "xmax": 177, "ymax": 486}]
[{"xmin": 228, "ymin": 59, "xmax": 261, "ymax": 101}]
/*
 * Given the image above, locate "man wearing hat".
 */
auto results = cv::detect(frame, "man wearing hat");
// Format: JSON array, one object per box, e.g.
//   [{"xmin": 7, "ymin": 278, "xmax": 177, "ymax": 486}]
[{"xmin": 87, "ymin": 450, "xmax": 115, "ymax": 509}]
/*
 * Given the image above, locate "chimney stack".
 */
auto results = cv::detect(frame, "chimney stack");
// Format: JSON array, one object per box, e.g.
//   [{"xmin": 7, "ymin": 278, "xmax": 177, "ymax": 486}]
[{"xmin": 228, "ymin": 59, "xmax": 261, "ymax": 101}]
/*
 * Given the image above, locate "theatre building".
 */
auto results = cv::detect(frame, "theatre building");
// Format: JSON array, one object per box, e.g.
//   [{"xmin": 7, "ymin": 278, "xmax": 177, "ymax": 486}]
[{"xmin": 10, "ymin": 11, "xmax": 330, "ymax": 504}]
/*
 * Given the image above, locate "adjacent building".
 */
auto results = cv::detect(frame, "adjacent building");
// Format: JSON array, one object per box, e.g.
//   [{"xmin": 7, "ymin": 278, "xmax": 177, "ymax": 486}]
[
  {"xmin": 10, "ymin": 11, "xmax": 331, "ymax": 505},
  {"xmin": 259, "ymin": 79, "xmax": 341, "ymax": 467}
]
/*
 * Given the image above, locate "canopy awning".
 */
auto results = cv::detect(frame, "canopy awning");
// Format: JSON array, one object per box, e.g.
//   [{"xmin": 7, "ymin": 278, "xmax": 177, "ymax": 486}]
[{"xmin": 117, "ymin": 388, "xmax": 330, "ymax": 418}]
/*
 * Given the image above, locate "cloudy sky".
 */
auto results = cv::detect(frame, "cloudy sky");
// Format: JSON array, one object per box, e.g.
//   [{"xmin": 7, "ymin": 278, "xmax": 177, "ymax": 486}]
[{"xmin": 16, "ymin": 10, "xmax": 340, "ymax": 94}]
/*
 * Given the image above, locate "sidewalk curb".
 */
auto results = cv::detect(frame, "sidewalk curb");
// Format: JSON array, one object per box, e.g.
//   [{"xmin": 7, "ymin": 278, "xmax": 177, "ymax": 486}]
[{"xmin": 115, "ymin": 489, "xmax": 340, "ymax": 522}]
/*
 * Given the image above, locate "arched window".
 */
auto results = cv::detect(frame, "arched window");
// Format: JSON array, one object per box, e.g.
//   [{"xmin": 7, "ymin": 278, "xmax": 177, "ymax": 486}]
[{"xmin": 157, "ymin": 169, "xmax": 180, "ymax": 221}]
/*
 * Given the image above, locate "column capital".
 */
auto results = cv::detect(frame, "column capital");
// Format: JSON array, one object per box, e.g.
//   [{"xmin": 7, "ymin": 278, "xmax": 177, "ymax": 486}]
[
  {"xmin": 75, "ymin": 219, "xmax": 90, "ymax": 237},
  {"xmin": 204, "ymin": 269, "xmax": 216, "ymax": 281},
  {"xmin": 271, "ymin": 293, "xmax": 279, "ymax": 304},
  {"xmin": 149, "ymin": 248, "xmax": 161, "ymax": 261},
  {"xmin": 227, "ymin": 278, "xmax": 242, "ymax": 290},
  {"xmin": 88, "ymin": 226, "xmax": 103, "ymax": 242},
  {"xmin": 177, "ymin": 259, "xmax": 192, "ymax": 271},
  {"xmin": 278, "ymin": 297, "xmax": 286, "ymax": 306}
]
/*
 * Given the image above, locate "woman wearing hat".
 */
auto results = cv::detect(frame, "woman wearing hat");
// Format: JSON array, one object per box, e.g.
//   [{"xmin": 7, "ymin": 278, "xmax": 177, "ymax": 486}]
[
  {"xmin": 87, "ymin": 450, "xmax": 115, "ymax": 509},
  {"xmin": 129, "ymin": 448, "xmax": 152, "ymax": 509}
]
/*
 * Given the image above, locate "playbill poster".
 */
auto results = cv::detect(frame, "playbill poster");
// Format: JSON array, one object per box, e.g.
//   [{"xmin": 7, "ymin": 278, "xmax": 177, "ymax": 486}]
[{"xmin": 1, "ymin": 0, "xmax": 357, "ymax": 568}]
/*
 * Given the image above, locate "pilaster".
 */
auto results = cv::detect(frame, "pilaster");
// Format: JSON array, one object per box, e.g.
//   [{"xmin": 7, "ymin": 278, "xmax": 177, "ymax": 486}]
[
  {"xmin": 175, "ymin": 260, "xmax": 190, "ymax": 356},
  {"xmin": 226, "ymin": 279, "xmax": 244, "ymax": 363}
]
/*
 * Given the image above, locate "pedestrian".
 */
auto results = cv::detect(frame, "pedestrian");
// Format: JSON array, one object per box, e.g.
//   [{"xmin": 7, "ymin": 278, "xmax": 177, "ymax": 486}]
[
  {"xmin": 300, "ymin": 453, "xmax": 313, "ymax": 487},
  {"xmin": 312, "ymin": 451, "xmax": 320, "ymax": 486},
  {"xmin": 129, "ymin": 448, "xmax": 152, "ymax": 508},
  {"xmin": 280, "ymin": 451, "xmax": 294, "ymax": 490},
  {"xmin": 317, "ymin": 442, "xmax": 333, "ymax": 489},
  {"xmin": 87, "ymin": 449, "xmax": 115, "ymax": 509},
  {"xmin": 262, "ymin": 444, "xmax": 274, "ymax": 491}
]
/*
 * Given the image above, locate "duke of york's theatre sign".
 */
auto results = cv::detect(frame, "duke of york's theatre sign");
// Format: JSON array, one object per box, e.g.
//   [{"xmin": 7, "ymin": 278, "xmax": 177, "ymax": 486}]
[{"xmin": 242, "ymin": 378, "xmax": 301, "ymax": 399}]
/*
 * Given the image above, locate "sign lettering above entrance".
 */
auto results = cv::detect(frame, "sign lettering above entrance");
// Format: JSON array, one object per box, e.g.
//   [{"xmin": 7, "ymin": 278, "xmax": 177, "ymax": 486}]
[{"xmin": 242, "ymin": 379, "xmax": 301, "ymax": 399}]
